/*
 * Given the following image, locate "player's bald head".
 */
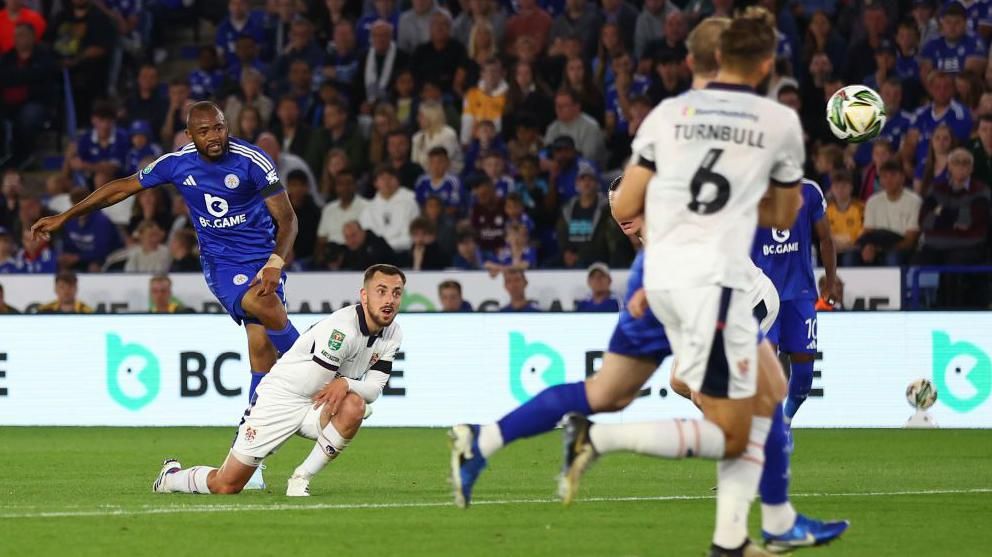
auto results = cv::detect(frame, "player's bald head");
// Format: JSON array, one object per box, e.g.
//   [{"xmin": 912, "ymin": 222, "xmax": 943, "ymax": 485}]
[
  {"xmin": 686, "ymin": 17, "xmax": 730, "ymax": 78},
  {"xmin": 186, "ymin": 101, "xmax": 225, "ymax": 128}
]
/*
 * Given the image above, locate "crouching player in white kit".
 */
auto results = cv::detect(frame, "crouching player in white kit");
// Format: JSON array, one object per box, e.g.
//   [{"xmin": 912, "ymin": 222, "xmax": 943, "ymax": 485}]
[
  {"xmin": 153, "ymin": 265, "xmax": 404, "ymax": 497},
  {"xmin": 607, "ymin": 10, "xmax": 812, "ymax": 556}
]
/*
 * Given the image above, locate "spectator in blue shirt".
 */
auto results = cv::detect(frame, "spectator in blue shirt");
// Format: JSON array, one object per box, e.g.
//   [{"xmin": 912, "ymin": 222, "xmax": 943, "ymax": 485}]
[
  {"xmin": 357, "ymin": 0, "xmax": 400, "ymax": 49},
  {"xmin": 188, "ymin": 46, "xmax": 224, "ymax": 100},
  {"xmin": 504, "ymin": 192, "xmax": 536, "ymax": 235},
  {"xmin": 575, "ymin": 262, "xmax": 621, "ymax": 312},
  {"xmin": 67, "ymin": 101, "xmax": 129, "ymax": 188},
  {"xmin": 605, "ymin": 50, "xmax": 651, "ymax": 137},
  {"xmin": 907, "ymin": 71, "xmax": 973, "ymax": 163},
  {"xmin": 548, "ymin": 135, "xmax": 595, "ymax": 203},
  {"xmin": 894, "ymin": 19, "xmax": 925, "ymax": 107},
  {"xmin": 499, "ymin": 268, "xmax": 539, "ymax": 312},
  {"xmin": 271, "ymin": 18, "xmax": 324, "ymax": 87},
  {"xmin": 124, "ymin": 120, "xmax": 163, "ymax": 176},
  {"xmin": 439, "ymin": 279, "xmax": 474, "ymax": 312},
  {"xmin": 920, "ymin": 2, "xmax": 986, "ymax": 76},
  {"xmin": 452, "ymin": 228, "xmax": 485, "ymax": 270},
  {"xmin": 415, "ymin": 147, "xmax": 463, "ymax": 214},
  {"xmin": 480, "ymin": 151, "xmax": 516, "ymax": 199},
  {"xmin": 58, "ymin": 188, "xmax": 124, "ymax": 272},
  {"xmin": 485, "ymin": 222, "xmax": 538, "ymax": 275},
  {"xmin": 215, "ymin": 0, "xmax": 270, "ymax": 66}
]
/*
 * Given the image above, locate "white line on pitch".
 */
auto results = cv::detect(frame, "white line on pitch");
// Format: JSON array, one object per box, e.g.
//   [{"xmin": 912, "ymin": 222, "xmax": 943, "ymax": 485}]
[{"xmin": 0, "ymin": 488, "xmax": 989, "ymax": 520}]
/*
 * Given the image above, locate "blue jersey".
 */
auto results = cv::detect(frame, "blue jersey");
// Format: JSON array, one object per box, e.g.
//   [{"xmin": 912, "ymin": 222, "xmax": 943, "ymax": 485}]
[
  {"xmin": 189, "ymin": 69, "xmax": 224, "ymax": 100},
  {"xmin": 896, "ymin": 51, "xmax": 921, "ymax": 81},
  {"xmin": 576, "ymin": 296, "xmax": 621, "ymax": 312},
  {"xmin": 137, "ymin": 138, "xmax": 284, "ymax": 265},
  {"xmin": 77, "ymin": 127, "xmax": 129, "ymax": 169},
  {"xmin": 751, "ymin": 180, "xmax": 826, "ymax": 302},
  {"xmin": 414, "ymin": 173, "xmax": 463, "ymax": 209},
  {"xmin": 605, "ymin": 75, "xmax": 650, "ymax": 135},
  {"xmin": 216, "ymin": 11, "xmax": 269, "ymax": 65},
  {"xmin": 125, "ymin": 143, "xmax": 163, "ymax": 176},
  {"xmin": 957, "ymin": 0, "xmax": 992, "ymax": 35},
  {"xmin": 911, "ymin": 101, "xmax": 973, "ymax": 161},
  {"xmin": 921, "ymin": 34, "xmax": 986, "ymax": 74}
]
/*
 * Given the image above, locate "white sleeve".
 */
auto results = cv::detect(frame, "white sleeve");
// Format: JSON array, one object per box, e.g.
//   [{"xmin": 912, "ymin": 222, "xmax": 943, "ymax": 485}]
[
  {"xmin": 345, "ymin": 329, "xmax": 402, "ymax": 403},
  {"xmin": 345, "ymin": 371, "xmax": 390, "ymax": 403},
  {"xmin": 316, "ymin": 205, "xmax": 334, "ymax": 240},
  {"xmin": 903, "ymin": 194, "xmax": 922, "ymax": 232},
  {"xmin": 770, "ymin": 110, "xmax": 805, "ymax": 186}
]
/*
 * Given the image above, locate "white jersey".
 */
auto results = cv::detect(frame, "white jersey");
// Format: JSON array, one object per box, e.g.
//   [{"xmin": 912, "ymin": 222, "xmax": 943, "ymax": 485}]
[
  {"xmin": 633, "ymin": 83, "xmax": 805, "ymax": 291},
  {"xmin": 264, "ymin": 304, "xmax": 402, "ymax": 401}
]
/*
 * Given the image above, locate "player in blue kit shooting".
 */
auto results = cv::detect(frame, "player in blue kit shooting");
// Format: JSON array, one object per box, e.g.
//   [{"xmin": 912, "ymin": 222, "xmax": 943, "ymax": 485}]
[
  {"xmin": 32, "ymin": 102, "xmax": 300, "ymax": 489},
  {"xmin": 751, "ymin": 179, "xmax": 837, "ymax": 429}
]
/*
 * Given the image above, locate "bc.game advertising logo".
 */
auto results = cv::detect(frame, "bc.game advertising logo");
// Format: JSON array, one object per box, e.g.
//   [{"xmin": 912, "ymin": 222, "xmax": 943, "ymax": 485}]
[
  {"xmin": 508, "ymin": 332, "xmax": 566, "ymax": 403},
  {"xmin": 932, "ymin": 331, "xmax": 992, "ymax": 413},
  {"xmin": 106, "ymin": 333, "xmax": 161, "ymax": 411}
]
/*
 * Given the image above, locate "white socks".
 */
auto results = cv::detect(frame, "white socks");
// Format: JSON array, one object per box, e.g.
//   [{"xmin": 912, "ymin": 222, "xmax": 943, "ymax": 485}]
[
  {"xmin": 587, "ymin": 419, "xmax": 726, "ymax": 459},
  {"xmin": 761, "ymin": 501, "xmax": 798, "ymax": 536},
  {"xmin": 712, "ymin": 416, "xmax": 771, "ymax": 549},
  {"xmin": 294, "ymin": 421, "xmax": 350, "ymax": 480},
  {"xmin": 477, "ymin": 424, "xmax": 504, "ymax": 458},
  {"xmin": 164, "ymin": 466, "xmax": 215, "ymax": 494}
]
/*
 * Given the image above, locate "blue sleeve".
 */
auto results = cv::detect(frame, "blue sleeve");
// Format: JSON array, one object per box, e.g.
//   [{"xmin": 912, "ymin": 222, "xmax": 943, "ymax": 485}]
[
  {"xmin": 808, "ymin": 184, "xmax": 826, "ymax": 222},
  {"xmin": 956, "ymin": 111, "xmax": 973, "ymax": 141},
  {"xmin": 243, "ymin": 146, "xmax": 283, "ymax": 197},
  {"xmin": 136, "ymin": 153, "xmax": 176, "ymax": 188}
]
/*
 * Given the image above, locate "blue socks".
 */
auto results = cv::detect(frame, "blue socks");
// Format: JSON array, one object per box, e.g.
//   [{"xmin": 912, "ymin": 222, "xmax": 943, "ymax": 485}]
[
  {"xmin": 759, "ymin": 405, "xmax": 790, "ymax": 505},
  {"xmin": 248, "ymin": 370, "xmax": 265, "ymax": 401},
  {"xmin": 267, "ymin": 321, "xmax": 300, "ymax": 355},
  {"xmin": 497, "ymin": 382, "xmax": 592, "ymax": 445},
  {"xmin": 784, "ymin": 358, "xmax": 814, "ymax": 421}
]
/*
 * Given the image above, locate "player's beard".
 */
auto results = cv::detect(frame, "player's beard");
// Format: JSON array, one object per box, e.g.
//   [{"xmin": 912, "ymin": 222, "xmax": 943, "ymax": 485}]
[
  {"xmin": 200, "ymin": 139, "xmax": 229, "ymax": 161},
  {"xmin": 370, "ymin": 306, "xmax": 396, "ymax": 328}
]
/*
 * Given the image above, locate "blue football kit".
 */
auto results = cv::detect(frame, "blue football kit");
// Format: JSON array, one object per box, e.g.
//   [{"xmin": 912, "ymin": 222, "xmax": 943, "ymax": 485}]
[
  {"xmin": 137, "ymin": 138, "xmax": 288, "ymax": 325},
  {"xmin": 751, "ymin": 179, "xmax": 826, "ymax": 355}
]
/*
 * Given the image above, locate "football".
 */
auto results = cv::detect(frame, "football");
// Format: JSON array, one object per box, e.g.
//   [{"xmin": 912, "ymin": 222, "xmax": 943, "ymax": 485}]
[
  {"xmin": 906, "ymin": 378, "xmax": 938, "ymax": 410},
  {"xmin": 825, "ymin": 85, "xmax": 887, "ymax": 143}
]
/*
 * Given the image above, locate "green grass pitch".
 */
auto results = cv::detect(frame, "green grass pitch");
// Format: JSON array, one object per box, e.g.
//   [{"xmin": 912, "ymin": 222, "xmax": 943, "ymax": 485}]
[{"xmin": 1, "ymin": 427, "xmax": 990, "ymax": 556}]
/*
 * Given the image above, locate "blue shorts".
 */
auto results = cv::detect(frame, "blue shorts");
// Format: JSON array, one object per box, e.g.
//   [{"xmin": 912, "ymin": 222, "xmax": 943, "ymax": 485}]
[
  {"xmin": 202, "ymin": 257, "xmax": 287, "ymax": 325},
  {"xmin": 607, "ymin": 308, "xmax": 672, "ymax": 364},
  {"xmin": 765, "ymin": 299, "xmax": 817, "ymax": 354}
]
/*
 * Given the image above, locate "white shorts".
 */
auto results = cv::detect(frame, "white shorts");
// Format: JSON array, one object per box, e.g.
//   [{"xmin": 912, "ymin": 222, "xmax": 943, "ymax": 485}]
[
  {"xmin": 746, "ymin": 272, "xmax": 780, "ymax": 336},
  {"xmin": 648, "ymin": 285, "xmax": 758, "ymax": 399},
  {"xmin": 230, "ymin": 381, "xmax": 323, "ymax": 466}
]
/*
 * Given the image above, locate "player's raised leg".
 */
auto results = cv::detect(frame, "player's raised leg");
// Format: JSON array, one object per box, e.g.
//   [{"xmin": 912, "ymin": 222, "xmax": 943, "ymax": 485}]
[{"xmin": 287, "ymin": 387, "xmax": 367, "ymax": 497}]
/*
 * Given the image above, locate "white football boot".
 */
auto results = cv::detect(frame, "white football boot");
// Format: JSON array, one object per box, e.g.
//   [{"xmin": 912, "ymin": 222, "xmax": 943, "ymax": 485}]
[
  {"xmin": 286, "ymin": 475, "xmax": 311, "ymax": 497},
  {"xmin": 152, "ymin": 459, "xmax": 181, "ymax": 493}
]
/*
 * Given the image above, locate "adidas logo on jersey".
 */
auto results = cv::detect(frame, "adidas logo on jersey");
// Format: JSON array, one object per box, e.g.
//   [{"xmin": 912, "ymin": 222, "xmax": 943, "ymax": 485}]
[{"xmin": 183, "ymin": 175, "xmax": 197, "ymax": 187}]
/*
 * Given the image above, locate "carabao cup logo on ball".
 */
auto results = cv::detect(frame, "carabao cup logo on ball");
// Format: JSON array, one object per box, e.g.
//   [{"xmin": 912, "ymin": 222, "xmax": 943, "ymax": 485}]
[
  {"xmin": 932, "ymin": 331, "xmax": 992, "ymax": 413},
  {"xmin": 508, "ymin": 332, "xmax": 566, "ymax": 403},
  {"xmin": 106, "ymin": 333, "xmax": 161, "ymax": 411}
]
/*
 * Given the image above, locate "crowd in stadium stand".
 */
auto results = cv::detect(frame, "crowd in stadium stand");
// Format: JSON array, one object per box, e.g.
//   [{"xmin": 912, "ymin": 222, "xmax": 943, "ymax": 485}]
[{"xmin": 1, "ymin": 0, "xmax": 992, "ymax": 281}]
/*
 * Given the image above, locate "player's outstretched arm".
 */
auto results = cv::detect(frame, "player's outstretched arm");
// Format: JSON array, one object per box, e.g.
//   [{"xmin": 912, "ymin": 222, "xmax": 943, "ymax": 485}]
[
  {"xmin": 758, "ymin": 183, "xmax": 802, "ymax": 230},
  {"xmin": 31, "ymin": 174, "xmax": 143, "ymax": 240}
]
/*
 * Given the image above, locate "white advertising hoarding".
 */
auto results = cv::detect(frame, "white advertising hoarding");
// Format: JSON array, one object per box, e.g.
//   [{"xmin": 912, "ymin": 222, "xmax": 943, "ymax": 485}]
[
  {"xmin": 1, "ymin": 311, "xmax": 988, "ymax": 427},
  {"xmin": 0, "ymin": 267, "xmax": 901, "ymax": 314}
]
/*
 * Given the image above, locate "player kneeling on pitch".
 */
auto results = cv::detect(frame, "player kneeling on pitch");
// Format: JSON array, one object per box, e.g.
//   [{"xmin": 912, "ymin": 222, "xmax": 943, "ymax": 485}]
[{"xmin": 153, "ymin": 264, "xmax": 405, "ymax": 497}]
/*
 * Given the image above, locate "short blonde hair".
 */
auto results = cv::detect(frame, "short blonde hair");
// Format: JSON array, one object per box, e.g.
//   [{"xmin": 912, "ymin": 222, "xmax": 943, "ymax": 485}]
[{"xmin": 687, "ymin": 17, "xmax": 731, "ymax": 76}]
